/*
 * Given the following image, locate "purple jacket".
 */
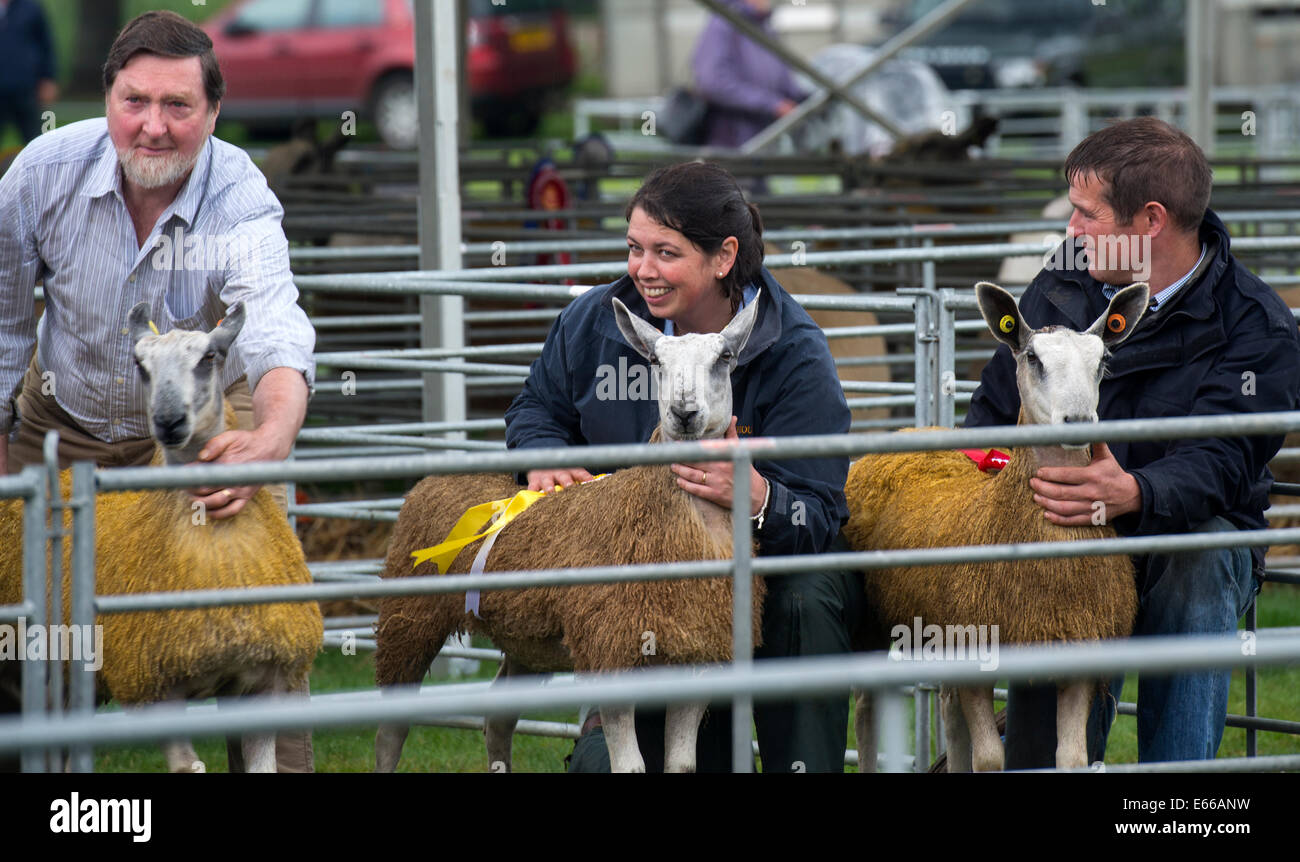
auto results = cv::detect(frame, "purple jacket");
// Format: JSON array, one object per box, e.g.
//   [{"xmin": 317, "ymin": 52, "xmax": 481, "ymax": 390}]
[{"xmin": 692, "ymin": 0, "xmax": 807, "ymax": 148}]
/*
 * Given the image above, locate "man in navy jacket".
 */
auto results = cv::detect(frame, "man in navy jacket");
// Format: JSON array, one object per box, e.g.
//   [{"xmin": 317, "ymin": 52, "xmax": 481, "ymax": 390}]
[{"xmin": 966, "ymin": 117, "xmax": 1300, "ymax": 765}]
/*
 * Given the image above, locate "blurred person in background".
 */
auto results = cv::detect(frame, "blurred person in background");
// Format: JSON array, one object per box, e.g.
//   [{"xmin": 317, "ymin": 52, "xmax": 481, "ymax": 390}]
[
  {"xmin": 693, "ymin": 0, "xmax": 807, "ymax": 149},
  {"xmin": 0, "ymin": 0, "xmax": 57, "ymax": 145}
]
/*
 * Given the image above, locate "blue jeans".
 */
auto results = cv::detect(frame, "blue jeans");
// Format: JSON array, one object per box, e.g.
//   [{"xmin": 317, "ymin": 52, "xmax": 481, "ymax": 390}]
[{"xmin": 1004, "ymin": 516, "xmax": 1256, "ymax": 768}]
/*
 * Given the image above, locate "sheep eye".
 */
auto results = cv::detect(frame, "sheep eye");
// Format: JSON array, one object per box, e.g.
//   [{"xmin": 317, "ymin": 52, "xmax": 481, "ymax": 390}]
[
  {"xmin": 719, "ymin": 349, "xmax": 734, "ymax": 363},
  {"xmin": 201, "ymin": 351, "xmax": 216, "ymax": 363},
  {"xmin": 1025, "ymin": 350, "xmax": 1039, "ymax": 365}
]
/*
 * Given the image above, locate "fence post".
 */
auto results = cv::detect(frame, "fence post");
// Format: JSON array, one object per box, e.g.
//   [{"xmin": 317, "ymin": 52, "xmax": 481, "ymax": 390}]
[
  {"xmin": 731, "ymin": 449, "xmax": 754, "ymax": 773},
  {"xmin": 19, "ymin": 464, "xmax": 48, "ymax": 773},
  {"xmin": 68, "ymin": 460, "xmax": 97, "ymax": 773},
  {"xmin": 938, "ymin": 288, "xmax": 958, "ymax": 428}
]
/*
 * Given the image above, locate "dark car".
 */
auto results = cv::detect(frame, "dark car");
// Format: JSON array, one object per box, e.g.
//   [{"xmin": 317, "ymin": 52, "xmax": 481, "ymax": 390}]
[
  {"xmin": 204, "ymin": 0, "xmax": 577, "ymax": 146},
  {"xmin": 883, "ymin": 0, "xmax": 1185, "ymax": 90}
]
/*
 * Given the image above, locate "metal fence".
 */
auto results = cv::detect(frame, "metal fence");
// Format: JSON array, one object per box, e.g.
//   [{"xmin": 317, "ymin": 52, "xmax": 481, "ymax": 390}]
[
  {"xmin": 8, "ymin": 407, "xmax": 1300, "ymax": 772},
  {"xmin": 8, "ymin": 223, "xmax": 1300, "ymax": 772}
]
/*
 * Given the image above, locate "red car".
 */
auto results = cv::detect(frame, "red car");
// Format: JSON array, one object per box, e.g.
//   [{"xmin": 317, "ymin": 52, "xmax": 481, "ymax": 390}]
[{"xmin": 204, "ymin": 0, "xmax": 577, "ymax": 146}]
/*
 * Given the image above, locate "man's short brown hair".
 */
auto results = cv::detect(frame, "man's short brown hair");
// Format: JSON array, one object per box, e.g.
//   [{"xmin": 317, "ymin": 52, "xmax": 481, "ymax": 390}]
[
  {"xmin": 102, "ymin": 10, "xmax": 225, "ymax": 109},
  {"xmin": 1064, "ymin": 117, "xmax": 1212, "ymax": 233}
]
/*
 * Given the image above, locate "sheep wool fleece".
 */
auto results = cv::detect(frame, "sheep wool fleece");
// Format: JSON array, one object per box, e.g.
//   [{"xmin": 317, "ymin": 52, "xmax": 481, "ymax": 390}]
[{"xmin": 0, "ymin": 470, "xmax": 322, "ymax": 707}]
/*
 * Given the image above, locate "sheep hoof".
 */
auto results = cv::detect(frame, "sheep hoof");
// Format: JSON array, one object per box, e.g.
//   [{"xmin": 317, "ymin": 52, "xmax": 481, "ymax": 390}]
[{"xmin": 172, "ymin": 759, "xmax": 206, "ymax": 774}]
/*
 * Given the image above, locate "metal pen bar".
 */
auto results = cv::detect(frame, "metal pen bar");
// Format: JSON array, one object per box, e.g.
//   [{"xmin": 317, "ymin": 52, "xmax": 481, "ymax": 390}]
[
  {"xmin": 3, "ymin": 632, "xmax": 1298, "ymax": 755},
  {"xmin": 89, "ymin": 411, "xmax": 1300, "ymax": 491},
  {"xmin": 87, "ymin": 525, "xmax": 1300, "ymax": 616}
]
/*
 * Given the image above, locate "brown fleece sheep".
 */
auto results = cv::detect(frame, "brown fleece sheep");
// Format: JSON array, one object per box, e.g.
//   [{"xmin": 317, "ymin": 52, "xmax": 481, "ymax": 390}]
[
  {"xmin": 374, "ymin": 294, "xmax": 766, "ymax": 773},
  {"xmin": 845, "ymin": 281, "xmax": 1148, "ymax": 772}
]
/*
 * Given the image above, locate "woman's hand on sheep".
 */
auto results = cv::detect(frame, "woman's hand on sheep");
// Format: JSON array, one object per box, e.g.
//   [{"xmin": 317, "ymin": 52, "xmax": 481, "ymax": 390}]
[
  {"xmin": 671, "ymin": 417, "xmax": 769, "ymax": 516},
  {"xmin": 527, "ymin": 467, "xmax": 595, "ymax": 493},
  {"xmin": 1029, "ymin": 442, "xmax": 1142, "ymax": 526}
]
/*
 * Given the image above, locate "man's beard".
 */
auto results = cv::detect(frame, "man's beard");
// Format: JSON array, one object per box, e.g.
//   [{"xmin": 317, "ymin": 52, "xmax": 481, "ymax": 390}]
[{"xmin": 117, "ymin": 141, "xmax": 202, "ymax": 190}]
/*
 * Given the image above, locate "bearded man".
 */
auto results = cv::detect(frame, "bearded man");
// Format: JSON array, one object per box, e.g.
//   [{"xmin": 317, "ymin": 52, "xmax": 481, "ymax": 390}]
[{"xmin": 0, "ymin": 10, "xmax": 315, "ymax": 771}]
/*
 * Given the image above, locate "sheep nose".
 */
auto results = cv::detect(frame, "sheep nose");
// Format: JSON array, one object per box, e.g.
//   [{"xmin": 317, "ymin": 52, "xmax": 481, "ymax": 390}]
[
  {"xmin": 154, "ymin": 414, "xmax": 187, "ymax": 440},
  {"xmin": 670, "ymin": 406, "xmax": 698, "ymax": 427},
  {"xmin": 1062, "ymin": 413, "xmax": 1097, "ymax": 424}
]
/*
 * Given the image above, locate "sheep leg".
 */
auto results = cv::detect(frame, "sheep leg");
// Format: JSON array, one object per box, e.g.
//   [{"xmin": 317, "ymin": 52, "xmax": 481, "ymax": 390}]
[
  {"xmin": 663, "ymin": 700, "xmax": 707, "ymax": 773},
  {"xmin": 484, "ymin": 658, "xmax": 522, "ymax": 773},
  {"xmin": 241, "ymin": 733, "xmax": 278, "ymax": 773},
  {"xmin": 601, "ymin": 703, "xmax": 645, "ymax": 773},
  {"xmin": 940, "ymin": 685, "xmax": 972, "ymax": 773},
  {"xmin": 960, "ymin": 686, "xmax": 1003, "ymax": 772},
  {"xmin": 1055, "ymin": 680, "xmax": 1092, "ymax": 770},
  {"xmin": 852, "ymin": 689, "xmax": 876, "ymax": 773},
  {"xmin": 375, "ymin": 684, "xmax": 417, "ymax": 773},
  {"xmin": 160, "ymin": 738, "xmax": 205, "ymax": 774}
]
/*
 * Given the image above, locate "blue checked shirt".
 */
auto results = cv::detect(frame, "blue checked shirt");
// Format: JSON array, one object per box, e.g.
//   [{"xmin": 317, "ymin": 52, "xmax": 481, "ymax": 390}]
[
  {"xmin": 0, "ymin": 118, "xmax": 315, "ymax": 441},
  {"xmin": 1101, "ymin": 242, "xmax": 1208, "ymax": 312}
]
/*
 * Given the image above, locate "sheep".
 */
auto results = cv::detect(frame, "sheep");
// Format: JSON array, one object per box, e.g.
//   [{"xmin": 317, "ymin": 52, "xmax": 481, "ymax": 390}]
[
  {"xmin": 844, "ymin": 281, "xmax": 1148, "ymax": 772},
  {"xmin": 0, "ymin": 303, "xmax": 322, "ymax": 773},
  {"xmin": 373, "ymin": 295, "xmax": 766, "ymax": 773}
]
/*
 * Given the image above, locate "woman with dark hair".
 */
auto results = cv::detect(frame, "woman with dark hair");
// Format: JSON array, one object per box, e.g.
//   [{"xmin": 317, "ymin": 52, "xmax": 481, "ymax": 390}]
[{"xmin": 505, "ymin": 161, "xmax": 863, "ymax": 772}]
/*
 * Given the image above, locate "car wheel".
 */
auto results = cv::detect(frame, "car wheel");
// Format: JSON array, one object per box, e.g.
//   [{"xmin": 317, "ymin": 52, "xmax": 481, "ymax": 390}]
[{"xmin": 372, "ymin": 73, "xmax": 418, "ymax": 150}]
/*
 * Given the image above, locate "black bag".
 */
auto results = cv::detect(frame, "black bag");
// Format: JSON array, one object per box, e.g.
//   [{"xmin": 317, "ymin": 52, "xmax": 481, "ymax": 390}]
[{"xmin": 658, "ymin": 87, "xmax": 710, "ymax": 145}]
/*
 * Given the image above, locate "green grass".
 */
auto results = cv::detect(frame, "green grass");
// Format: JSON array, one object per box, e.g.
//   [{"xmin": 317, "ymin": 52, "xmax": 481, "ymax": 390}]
[{"xmin": 89, "ymin": 582, "xmax": 1300, "ymax": 772}]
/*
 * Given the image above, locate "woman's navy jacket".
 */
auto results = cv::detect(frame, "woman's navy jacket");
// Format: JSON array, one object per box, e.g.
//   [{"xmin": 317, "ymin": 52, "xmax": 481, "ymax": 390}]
[{"xmin": 505, "ymin": 267, "xmax": 851, "ymax": 557}]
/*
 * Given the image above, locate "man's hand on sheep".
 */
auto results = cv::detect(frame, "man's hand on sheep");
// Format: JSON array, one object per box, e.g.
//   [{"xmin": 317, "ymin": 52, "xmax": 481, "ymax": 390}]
[
  {"xmin": 671, "ymin": 416, "xmax": 769, "ymax": 516},
  {"xmin": 190, "ymin": 368, "xmax": 308, "ymax": 520},
  {"xmin": 1028, "ymin": 442, "xmax": 1142, "ymax": 526},
  {"xmin": 190, "ymin": 428, "xmax": 288, "ymax": 519}
]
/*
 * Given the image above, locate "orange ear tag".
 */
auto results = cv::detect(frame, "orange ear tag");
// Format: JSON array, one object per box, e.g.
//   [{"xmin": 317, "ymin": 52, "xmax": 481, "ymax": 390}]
[
  {"xmin": 998, "ymin": 315, "xmax": 1016, "ymax": 333},
  {"xmin": 1107, "ymin": 314, "xmax": 1126, "ymax": 333}
]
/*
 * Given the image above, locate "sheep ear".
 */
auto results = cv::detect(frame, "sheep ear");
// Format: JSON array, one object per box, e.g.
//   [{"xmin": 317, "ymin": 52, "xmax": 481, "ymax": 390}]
[
  {"xmin": 613, "ymin": 296, "xmax": 662, "ymax": 361},
  {"xmin": 720, "ymin": 289, "xmax": 761, "ymax": 360},
  {"xmin": 1087, "ymin": 282, "xmax": 1149, "ymax": 348},
  {"xmin": 976, "ymin": 282, "xmax": 1029, "ymax": 352},
  {"xmin": 209, "ymin": 302, "xmax": 245, "ymax": 357},
  {"xmin": 128, "ymin": 302, "xmax": 154, "ymax": 348}
]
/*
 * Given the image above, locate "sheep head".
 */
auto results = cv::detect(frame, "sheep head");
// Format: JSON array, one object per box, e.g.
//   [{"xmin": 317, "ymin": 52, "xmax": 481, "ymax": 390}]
[
  {"xmin": 129, "ymin": 302, "xmax": 245, "ymax": 462},
  {"xmin": 976, "ymin": 281, "xmax": 1148, "ymax": 442},
  {"xmin": 613, "ymin": 293, "xmax": 760, "ymax": 441}
]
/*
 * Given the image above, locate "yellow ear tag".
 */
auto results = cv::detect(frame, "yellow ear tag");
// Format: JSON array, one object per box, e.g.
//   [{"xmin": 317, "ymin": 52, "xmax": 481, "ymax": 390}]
[
  {"xmin": 998, "ymin": 314, "xmax": 1016, "ymax": 333},
  {"xmin": 148, "ymin": 320, "xmax": 159, "ymax": 335}
]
